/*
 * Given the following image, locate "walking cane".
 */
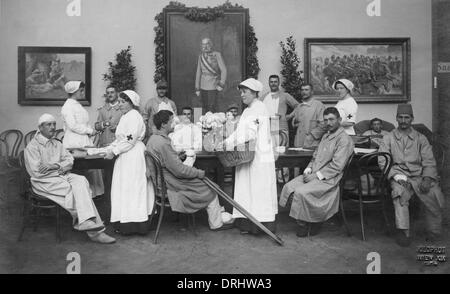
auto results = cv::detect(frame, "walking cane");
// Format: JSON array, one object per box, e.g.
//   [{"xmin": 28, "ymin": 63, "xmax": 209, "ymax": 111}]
[{"xmin": 202, "ymin": 177, "xmax": 284, "ymax": 246}]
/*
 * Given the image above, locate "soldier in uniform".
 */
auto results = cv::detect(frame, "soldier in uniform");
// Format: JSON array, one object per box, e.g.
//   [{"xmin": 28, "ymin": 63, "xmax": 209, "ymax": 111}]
[
  {"xmin": 195, "ymin": 38, "xmax": 227, "ymax": 114},
  {"xmin": 95, "ymin": 86, "xmax": 123, "ymax": 147}
]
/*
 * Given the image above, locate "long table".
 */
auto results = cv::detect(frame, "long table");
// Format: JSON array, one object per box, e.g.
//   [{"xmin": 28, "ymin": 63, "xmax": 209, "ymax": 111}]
[{"xmin": 194, "ymin": 150, "xmax": 315, "ymax": 191}]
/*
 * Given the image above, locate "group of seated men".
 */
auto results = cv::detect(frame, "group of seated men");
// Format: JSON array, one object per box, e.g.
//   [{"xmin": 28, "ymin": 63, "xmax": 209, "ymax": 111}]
[
  {"xmin": 279, "ymin": 103, "xmax": 444, "ymax": 247},
  {"xmin": 23, "ymin": 77, "xmax": 445, "ymax": 247}
]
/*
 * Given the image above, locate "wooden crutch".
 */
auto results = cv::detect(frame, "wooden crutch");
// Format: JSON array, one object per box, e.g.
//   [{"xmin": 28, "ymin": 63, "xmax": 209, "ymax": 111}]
[{"xmin": 202, "ymin": 177, "xmax": 284, "ymax": 246}]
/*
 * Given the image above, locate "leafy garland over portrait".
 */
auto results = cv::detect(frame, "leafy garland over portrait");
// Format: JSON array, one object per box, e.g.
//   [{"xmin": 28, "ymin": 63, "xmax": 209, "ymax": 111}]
[{"xmin": 153, "ymin": 1, "xmax": 260, "ymax": 83}]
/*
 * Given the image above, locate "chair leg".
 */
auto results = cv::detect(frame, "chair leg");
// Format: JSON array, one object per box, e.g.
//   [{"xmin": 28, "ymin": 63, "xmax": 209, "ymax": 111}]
[
  {"xmin": 359, "ymin": 195, "xmax": 366, "ymax": 241},
  {"xmin": 148, "ymin": 205, "xmax": 157, "ymax": 228},
  {"xmin": 380, "ymin": 195, "xmax": 391, "ymax": 234},
  {"xmin": 56, "ymin": 206, "xmax": 61, "ymax": 243},
  {"xmin": 32, "ymin": 207, "xmax": 39, "ymax": 232},
  {"xmin": 17, "ymin": 200, "xmax": 29, "ymax": 242},
  {"xmin": 153, "ymin": 205, "xmax": 165, "ymax": 244},
  {"xmin": 339, "ymin": 195, "xmax": 352, "ymax": 237},
  {"xmin": 191, "ymin": 214, "xmax": 197, "ymax": 237}
]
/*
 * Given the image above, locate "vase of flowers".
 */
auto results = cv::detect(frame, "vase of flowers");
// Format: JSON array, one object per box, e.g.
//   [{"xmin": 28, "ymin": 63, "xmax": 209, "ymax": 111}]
[{"xmin": 197, "ymin": 112, "xmax": 227, "ymax": 151}]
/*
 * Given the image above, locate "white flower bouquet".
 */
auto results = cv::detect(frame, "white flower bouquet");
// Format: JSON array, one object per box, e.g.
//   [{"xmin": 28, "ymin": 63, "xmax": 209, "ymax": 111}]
[{"xmin": 197, "ymin": 112, "xmax": 227, "ymax": 132}]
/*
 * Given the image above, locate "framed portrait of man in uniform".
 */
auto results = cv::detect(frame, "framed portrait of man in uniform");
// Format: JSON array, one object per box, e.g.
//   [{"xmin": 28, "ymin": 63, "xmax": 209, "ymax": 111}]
[
  {"xmin": 304, "ymin": 38, "xmax": 411, "ymax": 103},
  {"xmin": 163, "ymin": 8, "xmax": 249, "ymax": 115}
]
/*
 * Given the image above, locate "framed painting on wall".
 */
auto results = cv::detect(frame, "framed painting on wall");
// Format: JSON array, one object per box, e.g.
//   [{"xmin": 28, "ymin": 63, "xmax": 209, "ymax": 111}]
[
  {"xmin": 304, "ymin": 38, "xmax": 411, "ymax": 103},
  {"xmin": 18, "ymin": 46, "xmax": 91, "ymax": 106},
  {"xmin": 163, "ymin": 8, "xmax": 249, "ymax": 113}
]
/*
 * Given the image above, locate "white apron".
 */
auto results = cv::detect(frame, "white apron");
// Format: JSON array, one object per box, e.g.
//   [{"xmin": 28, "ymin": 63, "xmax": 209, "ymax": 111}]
[
  {"xmin": 61, "ymin": 98, "xmax": 104, "ymax": 197},
  {"xmin": 225, "ymin": 100, "xmax": 278, "ymax": 222},
  {"xmin": 109, "ymin": 109, "xmax": 155, "ymax": 223}
]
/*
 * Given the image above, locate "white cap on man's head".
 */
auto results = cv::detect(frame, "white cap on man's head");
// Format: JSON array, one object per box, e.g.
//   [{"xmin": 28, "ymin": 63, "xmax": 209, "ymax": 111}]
[
  {"xmin": 64, "ymin": 81, "xmax": 82, "ymax": 94},
  {"xmin": 121, "ymin": 90, "xmax": 141, "ymax": 107},
  {"xmin": 38, "ymin": 113, "xmax": 56, "ymax": 126},
  {"xmin": 238, "ymin": 78, "xmax": 264, "ymax": 92}
]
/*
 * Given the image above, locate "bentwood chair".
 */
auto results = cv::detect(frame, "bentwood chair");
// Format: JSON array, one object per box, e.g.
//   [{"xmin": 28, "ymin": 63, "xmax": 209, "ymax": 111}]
[
  {"xmin": 145, "ymin": 151, "xmax": 197, "ymax": 244},
  {"xmin": 0, "ymin": 138, "xmax": 17, "ymax": 206},
  {"xmin": 275, "ymin": 131, "xmax": 290, "ymax": 185},
  {"xmin": 431, "ymin": 134, "xmax": 447, "ymax": 175},
  {"xmin": 341, "ymin": 152, "xmax": 393, "ymax": 241},
  {"xmin": 0, "ymin": 129, "xmax": 23, "ymax": 158},
  {"xmin": 23, "ymin": 130, "xmax": 37, "ymax": 147},
  {"xmin": 55, "ymin": 129, "xmax": 65, "ymax": 141},
  {"xmin": 17, "ymin": 151, "xmax": 63, "ymax": 242},
  {"xmin": 338, "ymin": 152, "xmax": 355, "ymax": 238}
]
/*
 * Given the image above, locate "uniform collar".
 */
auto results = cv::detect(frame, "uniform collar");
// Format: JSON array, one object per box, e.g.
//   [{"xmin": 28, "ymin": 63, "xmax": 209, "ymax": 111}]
[
  {"xmin": 157, "ymin": 96, "xmax": 169, "ymax": 103},
  {"xmin": 109, "ymin": 101, "xmax": 119, "ymax": 109},
  {"xmin": 103, "ymin": 101, "xmax": 120, "ymax": 110},
  {"xmin": 393, "ymin": 128, "xmax": 417, "ymax": 140}
]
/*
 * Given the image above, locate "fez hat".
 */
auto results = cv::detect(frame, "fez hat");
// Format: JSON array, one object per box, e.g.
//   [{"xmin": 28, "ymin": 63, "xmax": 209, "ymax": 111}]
[{"xmin": 397, "ymin": 104, "xmax": 414, "ymax": 116}]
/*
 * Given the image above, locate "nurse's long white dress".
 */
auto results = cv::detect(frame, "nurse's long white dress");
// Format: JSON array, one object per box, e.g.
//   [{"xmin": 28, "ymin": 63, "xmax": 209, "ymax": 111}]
[
  {"xmin": 61, "ymin": 98, "xmax": 104, "ymax": 197},
  {"xmin": 224, "ymin": 99, "xmax": 278, "ymax": 222},
  {"xmin": 108, "ymin": 109, "xmax": 154, "ymax": 227}
]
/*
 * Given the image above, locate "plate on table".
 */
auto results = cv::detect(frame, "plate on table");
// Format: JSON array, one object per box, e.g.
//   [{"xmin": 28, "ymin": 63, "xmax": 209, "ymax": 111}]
[
  {"xmin": 86, "ymin": 147, "xmax": 107, "ymax": 156},
  {"xmin": 288, "ymin": 147, "xmax": 314, "ymax": 152},
  {"xmin": 354, "ymin": 147, "xmax": 377, "ymax": 154}
]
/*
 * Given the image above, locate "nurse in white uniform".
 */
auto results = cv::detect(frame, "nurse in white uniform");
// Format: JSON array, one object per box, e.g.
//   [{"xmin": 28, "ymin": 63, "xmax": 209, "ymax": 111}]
[
  {"xmin": 224, "ymin": 78, "xmax": 278, "ymax": 235},
  {"xmin": 333, "ymin": 78, "xmax": 358, "ymax": 135},
  {"xmin": 104, "ymin": 90, "xmax": 155, "ymax": 235}
]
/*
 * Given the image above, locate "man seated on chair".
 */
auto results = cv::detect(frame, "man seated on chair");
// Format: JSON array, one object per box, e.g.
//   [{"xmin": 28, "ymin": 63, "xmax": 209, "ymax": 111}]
[
  {"xmin": 279, "ymin": 107, "xmax": 354, "ymax": 237},
  {"xmin": 146, "ymin": 110, "xmax": 234, "ymax": 231},
  {"xmin": 168, "ymin": 106, "xmax": 203, "ymax": 153},
  {"xmin": 363, "ymin": 117, "xmax": 389, "ymax": 148},
  {"xmin": 378, "ymin": 104, "xmax": 444, "ymax": 247},
  {"xmin": 24, "ymin": 114, "xmax": 116, "ymax": 244}
]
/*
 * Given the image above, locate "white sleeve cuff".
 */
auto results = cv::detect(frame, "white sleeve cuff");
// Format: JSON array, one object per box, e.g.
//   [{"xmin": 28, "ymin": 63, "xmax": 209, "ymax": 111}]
[
  {"xmin": 112, "ymin": 147, "xmax": 121, "ymax": 156},
  {"xmin": 394, "ymin": 174, "xmax": 407, "ymax": 182},
  {"xmin": 316, "ymin": 171, "xmax": 325, "ymax": 180},
  {"xmin": 303, "ymin": 167, "xmax": 312, "ymax": 175}
]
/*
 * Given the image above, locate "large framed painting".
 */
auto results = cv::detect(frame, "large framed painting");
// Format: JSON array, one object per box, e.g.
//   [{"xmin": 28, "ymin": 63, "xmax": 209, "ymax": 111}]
[
  {"xmin": 18, "ymin": 46, "xmax": 91, "ymax": 106},
  {"xmin": 163, "ymin": 8, "xmax": 249, "ymax": 113},
  {"xmin": 304, "ymin": 38, "xmax": 411, "ymax": 103}
]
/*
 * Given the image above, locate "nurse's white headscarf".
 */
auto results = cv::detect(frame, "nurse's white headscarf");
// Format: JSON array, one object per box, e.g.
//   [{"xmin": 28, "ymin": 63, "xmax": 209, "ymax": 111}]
[
  {"xmin": 38, "ymin": 113, "xmax": 56, "ymax": 126},
  {"xmin": 332, "ymin": 78, "xmax": 354, "ymax": 92},
  {"xmin": 64, "ymin": 81, "xmax": 83, "ymax": 94},
  {"xmin": 121, "ymin": 90, "xmax": 141, "ymax": 107},
  {"xmin": 238, "ymin": 78, "xmax": 264, "ymax": 92}
]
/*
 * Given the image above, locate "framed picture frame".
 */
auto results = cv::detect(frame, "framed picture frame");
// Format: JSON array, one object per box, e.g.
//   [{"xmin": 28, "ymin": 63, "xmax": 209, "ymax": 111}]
[
  {"xmin": 18, "ymin": 46, "xmax": 91, "ymax": 106},
  {"xmin": 304, "ymin": 38, "xmax": 411, "ymax": 103},
  {"xmin": 163, "ymin": 8, "xmax": 249, "ymax": 113}
]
